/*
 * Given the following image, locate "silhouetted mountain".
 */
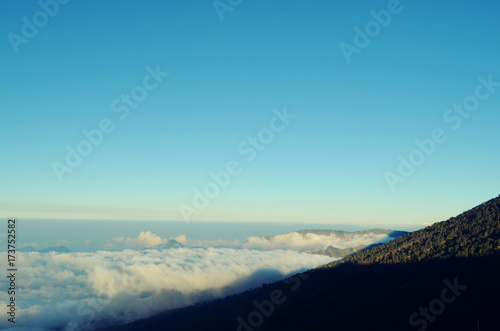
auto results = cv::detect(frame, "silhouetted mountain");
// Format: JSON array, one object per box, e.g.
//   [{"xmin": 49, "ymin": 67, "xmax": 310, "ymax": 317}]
[
  {"xmin": 158, "ymin": 239, "xmax": 184, "ymax": 249},
  {"xmin": 18, "ymin": 245, "xmax": 37, "ymax": 252},
  {"xmin": 99, "ymin": 196, "xmax": 500, "ymax": 331}
]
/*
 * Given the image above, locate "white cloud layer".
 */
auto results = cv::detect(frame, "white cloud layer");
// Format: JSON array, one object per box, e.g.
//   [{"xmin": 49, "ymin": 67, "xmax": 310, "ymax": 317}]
[
  {"xmin": 0, "ymin": 248, "xmax": 333, "ymax": 330},
  {"xmin": 241, "ymin": 231, "xmax": 394, "ymax": 251},
  {"xmin": 179, "ymin": 231, "xmax": 394, "ymax": 251}
]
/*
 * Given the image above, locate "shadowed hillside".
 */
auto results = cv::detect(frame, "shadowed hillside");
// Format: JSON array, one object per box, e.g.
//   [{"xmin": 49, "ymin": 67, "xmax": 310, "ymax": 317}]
[{"xmin": 99, "ymin": 196, "xmax": 500, "ymax": 331}]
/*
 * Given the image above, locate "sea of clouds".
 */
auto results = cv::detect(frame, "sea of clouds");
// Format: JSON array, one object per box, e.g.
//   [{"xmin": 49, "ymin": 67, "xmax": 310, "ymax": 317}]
[
  {"xmin": 1, "ymin": 247, "xmax": 332, "ymax": 330},
  {"xmin": 0, "ymin": 230, "xmax": 394, "ymax": 330}
]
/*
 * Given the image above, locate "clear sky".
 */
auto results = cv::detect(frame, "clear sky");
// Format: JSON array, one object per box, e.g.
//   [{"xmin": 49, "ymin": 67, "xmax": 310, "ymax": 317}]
[{"xmin": 1, "ymin": 0, "xmax": 499, "ymax": 227}]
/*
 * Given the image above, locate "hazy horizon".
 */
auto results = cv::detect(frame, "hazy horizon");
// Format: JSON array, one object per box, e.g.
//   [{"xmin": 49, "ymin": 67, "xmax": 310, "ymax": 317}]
[{"xmin": 3, "ymin": 218, "xmax": 421, "ymax": 253}]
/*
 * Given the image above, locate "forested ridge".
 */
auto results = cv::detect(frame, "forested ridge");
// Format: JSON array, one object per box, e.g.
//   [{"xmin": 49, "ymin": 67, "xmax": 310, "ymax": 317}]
[{"xmin": 329, "ymin": 196, "xmax": 500, "ymax": 266}]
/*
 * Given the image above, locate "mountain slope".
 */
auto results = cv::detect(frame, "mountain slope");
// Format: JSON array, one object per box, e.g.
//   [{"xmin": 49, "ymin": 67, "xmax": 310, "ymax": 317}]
[
  {"xmin": 331, "ymin": 197, "xmax": 500, "ymax": 265},
  {"xmin": 99, "ymin": 196, "xmax": 500, "ymax": 331}
]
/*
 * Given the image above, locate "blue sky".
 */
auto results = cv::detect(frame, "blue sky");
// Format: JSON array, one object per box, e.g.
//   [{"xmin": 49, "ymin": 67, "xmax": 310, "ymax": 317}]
[{"xmin": 1, "ymin": 0, "xmax": 499, "ymax": 227}]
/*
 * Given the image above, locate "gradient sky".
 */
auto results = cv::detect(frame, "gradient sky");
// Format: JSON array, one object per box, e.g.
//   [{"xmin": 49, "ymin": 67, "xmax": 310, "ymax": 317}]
[{"xmin": 1, "ymin": 0, "xmax": 499, "ymax": 227}]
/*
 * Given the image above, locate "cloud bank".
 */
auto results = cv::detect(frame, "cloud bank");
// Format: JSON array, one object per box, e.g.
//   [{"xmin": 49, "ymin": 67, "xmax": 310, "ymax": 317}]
[
  {"xmin": 104, "ymin": 231, "xmax": 166, "ymax": 249},
  {"xmin": 177, "ymin": 231, "xmax": 395, "ymax": 252},
  {"xmin": 0, "ymin": 248, "xmax": 333, "ymax": 330},
  {"xmin": 241, "ymin": 231, "xmax": 394, "ymax": 251}
]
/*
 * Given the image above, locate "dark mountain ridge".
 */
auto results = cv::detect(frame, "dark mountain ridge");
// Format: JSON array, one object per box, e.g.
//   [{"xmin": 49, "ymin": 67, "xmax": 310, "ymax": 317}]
[{"xmin": 99, "ymin": 196, "xmax": 500, "ymax": 331}]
